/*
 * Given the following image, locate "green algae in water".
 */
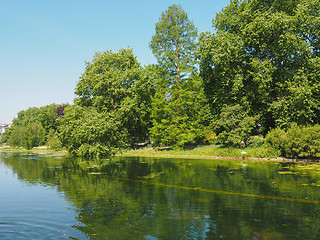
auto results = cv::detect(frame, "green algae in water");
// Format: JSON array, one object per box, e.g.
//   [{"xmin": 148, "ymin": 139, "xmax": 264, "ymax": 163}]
[{"xmin": 1, "ymin": 152, "xmax": 320, "ymax": 240}]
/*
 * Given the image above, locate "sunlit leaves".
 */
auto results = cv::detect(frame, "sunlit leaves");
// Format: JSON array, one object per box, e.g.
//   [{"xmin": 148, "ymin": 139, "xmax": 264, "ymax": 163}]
[
  {"xmin": 199, "ymin": 0, "xmax": 320, "ymax": 131},
  {"xmin": 60, "ymin": 49, "xmax": 155, "ymax": 157},
  {"xmin": 149, "ymin": 4, "xmax": 197, "ymax": 83},
  {"xmin": 149, "ymin": 5, "xmax": 210, "ymax": 147}
]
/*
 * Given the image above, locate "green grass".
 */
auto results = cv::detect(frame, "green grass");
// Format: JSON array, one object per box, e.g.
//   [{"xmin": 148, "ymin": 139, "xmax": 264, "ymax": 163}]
[
  {"xmin": 1, "ymin": 144, "xmax": 281, "ymax": 160},
  {"xmin": 120, "ymin": 144, "xmax": 281, "ymax": 159},
  {"xmin": 0, "ymin": 145, "xmax": 69, "ymax": 155}
]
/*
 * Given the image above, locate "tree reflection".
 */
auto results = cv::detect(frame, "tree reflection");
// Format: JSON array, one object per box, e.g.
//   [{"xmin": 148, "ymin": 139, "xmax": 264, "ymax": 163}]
[{"xmin": 1, "ymin": 152, "xmax": 320, "ymax": 239}]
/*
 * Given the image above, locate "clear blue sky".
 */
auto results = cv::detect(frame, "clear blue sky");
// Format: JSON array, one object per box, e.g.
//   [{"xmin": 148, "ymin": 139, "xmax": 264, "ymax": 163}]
[{"xmin": 0, "ymin": 0, "xmax": 229, "ymax": 123}]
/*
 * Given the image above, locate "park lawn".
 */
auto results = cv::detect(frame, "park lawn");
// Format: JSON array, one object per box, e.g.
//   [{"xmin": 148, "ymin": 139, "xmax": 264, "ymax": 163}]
[{"xmin": 120, "ymin": 144, "xmax": 281, "ymax": 160}]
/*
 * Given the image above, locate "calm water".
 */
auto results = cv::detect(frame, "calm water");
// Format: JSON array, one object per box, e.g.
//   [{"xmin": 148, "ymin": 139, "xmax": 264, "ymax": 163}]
[{"xmin": 0, "ymin": 152, "xmax": 320, "ymax": 239}]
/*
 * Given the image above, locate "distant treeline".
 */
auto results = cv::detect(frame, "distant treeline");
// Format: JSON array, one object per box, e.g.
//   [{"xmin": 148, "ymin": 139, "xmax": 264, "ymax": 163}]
[{"xmin": 2, "ymin": 0, "xmax": 320, "ymax": 159}]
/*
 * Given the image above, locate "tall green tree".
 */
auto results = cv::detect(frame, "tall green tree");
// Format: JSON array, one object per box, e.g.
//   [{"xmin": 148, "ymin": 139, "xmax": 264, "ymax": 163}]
[
  {"xmin": 60, "ymin": 49, "xmax": 155, "ymax": 157},
  {"xmin": 199, "ymin": 0, "xmax": 320, "ymax": 131},
  {"xmin": 58, "ymin": 105, "xmax": 123, "ymax": 157},
  {"xmin": 150, "ymin": 72, "xmax": 212, "ymax": 147},
  {"xmin": 150, "ymin": 4, "xmax": 198, "ymax": 86},
  {"xmin": 150, "ymin": 4, "xmax": 210, "ymax": 147},
  {"xmin": 2, "ymin": 104, "xmax": 64, "ymax": 148},
  {"xmin": 75, "ymin": 48, "xmax": 154, "ymax": 144}
]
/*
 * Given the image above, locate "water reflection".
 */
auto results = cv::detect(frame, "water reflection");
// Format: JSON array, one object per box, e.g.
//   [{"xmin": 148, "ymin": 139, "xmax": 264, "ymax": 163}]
[{"xmin": 1, "ymin": 152, "xmax": 320, "ymax": 239}]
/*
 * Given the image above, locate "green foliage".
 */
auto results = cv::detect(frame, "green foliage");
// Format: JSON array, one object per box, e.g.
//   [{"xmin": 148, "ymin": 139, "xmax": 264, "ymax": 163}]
[
  {"xmin": 6, "ymin": 126, "xmax": 24, "ymax": 147},
  {"xmin": 247, "ymin": 135, "xmax": 265, "ymax": 148},
  {"xmin": 46, "ymin": 129, "xmax": 62, "ymax": 150},
  {"xmin": 265, "ymin": 127, "xmax": 287, "ymax": 155},
  {"xmin": 214, "ymin": 105, "xmax": 258, "ymax": 148},
  {"xmin": 199, "ymin": 0, "xmax": 320, "ymax": 131},
  {"xmin": 74, "ymin": 49, "xmax": 154, "ymax": 146},
  {"xmin": 77, "ymin": 143, "xmax": 111, "ymax": 159},
  {"xmin": 3, "ymin": 104, "xmax": 65, "ymax": 149},
  {"xmin": 149, "ymin": 4, "xmax": 198, "ymax": 82},
  {"xmin": 23, "ymin": 122, "xmax": 46, "ymax": 149},
  {"xmin": 59, "ymin": 48, "xmax": 156, "ymax": 157},
  {"xmin": 12, "ymin": 104, "xmax": 60, "ymax": 132},
  {"xmin": 150, "ymin": 73, "xmax": 212, "ymax": 147},
  {"xmin": 59, "ymin": 49, "xmax": 156, "ymax": 157},
  {"xmin": 123, "ymin": 143, "xmax": 280, "ymax": 159},
  {"xmin": 58, "ymin": 105, "xmax": 122, "ymax": 157},
  {"xmin": 149, "ymin": 5, "xmax": 211, "ymax": 148},
  {"xmin": 75, "ymin": 49, "xmax": 140, "ymax": 110},
  {"xmin": 7, "ymin": 122, "xmax": 46, "ymax": 150},
  {"xmin": 266, "ymin": 124, "xmax": 320, "ymax": 159}
]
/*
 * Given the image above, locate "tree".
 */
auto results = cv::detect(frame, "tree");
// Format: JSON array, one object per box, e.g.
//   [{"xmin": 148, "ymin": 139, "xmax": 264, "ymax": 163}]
[
  {"xmin": 150, "ymin": 72, "xmax": 212, "ymax": 147},
  {"xmin": 60, "ymin": 49, "xmax": 155, "ymax": 157},
  {"xmin": 2, "ymin": 104, "xmax": 65, "ymax": 148},
  {"xmin": 46, "ymin": 129, "xmax": 62, "ymax": 150},
  {"xmin": 214, "ymin": 105, "xmax": 258, "ymax": 148},
  {"xmin": 7, "ymin": 122, "xmax": 45, "ymax": 150},
  {"xmin": 150, "ymin": 4, "xmax": 198, "ymax": 86},
  {"xmin": 149, "ymin": 4, "xmax": 210, "ymax": 147},
  {"xmin": 23, "ymin": 122, "xmax": 46, "ymax": 149},
  {"xmin": 199, "ymin": 0, "xmax": 320, "ymax": 132},
  {"xmin": 58, "ymin": 105, "xmax": 123, "ymax": 158},
  {"xmin": 75, "ymin": 49, "xmax": 154, "ymax": 144}
]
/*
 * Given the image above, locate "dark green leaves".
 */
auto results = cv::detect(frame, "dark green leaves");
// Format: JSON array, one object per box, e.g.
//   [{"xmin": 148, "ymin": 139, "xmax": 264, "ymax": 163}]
[
  {"xmin": 199, "ymin": 0, "xmax": 320, "ymax": 131},
  {"xmin": 214, "ymin": 105, "xmax": 258, "ymax": 148},
  {"xmin": 60, "ymin": 49, "xmax": 154, "ymax": 157}
]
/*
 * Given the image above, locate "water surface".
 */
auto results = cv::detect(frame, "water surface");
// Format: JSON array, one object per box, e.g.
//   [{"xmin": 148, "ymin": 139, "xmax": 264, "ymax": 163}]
[{"xmin": 1, "ymin": 152, "xmax": 320, "ymax": 239}]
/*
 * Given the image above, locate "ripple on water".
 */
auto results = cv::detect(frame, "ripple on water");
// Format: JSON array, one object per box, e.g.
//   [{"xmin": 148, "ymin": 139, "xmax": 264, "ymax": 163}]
[{"xmin": 0, "ymin": 220, "xmax": 82, "ymax": 239}]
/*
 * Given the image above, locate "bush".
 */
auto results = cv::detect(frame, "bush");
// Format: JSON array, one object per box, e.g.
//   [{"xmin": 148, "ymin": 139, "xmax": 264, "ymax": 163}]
[
  {"xmin": 7, "ymin": 122, "xmax": 46, "ymax": 150},
  {"xmin": 266, "ymin": 124, "xmax": 320, "ymax": 159},
  {"xmin": 247, "ymin": 135, "xmax": 265, "ymax": 148},
  {"xmin": 77, "ymin": 143, "xmax": 111, "ymax": 159},
  {"xmin": 214, "ymin": 105, "xmax": 259, "ymax": 148},
  {"xmin": 46, "ymin": 129, "xmax": 62, "ymax": 150},
  {"xmin": 203, "ymin": 127, "xmax": 217, "ymax": 145}
]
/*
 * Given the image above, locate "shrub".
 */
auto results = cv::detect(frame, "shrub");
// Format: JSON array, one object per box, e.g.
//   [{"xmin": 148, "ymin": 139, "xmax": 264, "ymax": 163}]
[
  {"xmin": 265, "ymin": 127, "xmax": 287, "ymax": 155},
  {"xmin": 247, "ymin": 135, "xmax": 265, "ymax": 148},
  {"xmin": 266, "ymin": 124, "xmax": 320, "ymax": 159},
  {"xmin": 77, "ymin": 143, "xmax": 111, "ymax": 159},
  {"xmin": 214, "ymin": 104, "xmax": 258, "ymax": 148},
  {"xmin": 46, "ymin": 129, "xmax": 62, "ymax": 150},
  {"xmin": 203, "ymin": 127, "xmax": 217, "ymax": 144},
  {"xmin": 7, "ymin": 122, "xmax": 46, "ymax": 150}
]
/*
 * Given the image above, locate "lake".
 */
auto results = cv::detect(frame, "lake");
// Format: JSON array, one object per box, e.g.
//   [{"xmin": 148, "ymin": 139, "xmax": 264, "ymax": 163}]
[{"xmin": 0, "ymin": 152, "xmax": 320, "ymax": 239}]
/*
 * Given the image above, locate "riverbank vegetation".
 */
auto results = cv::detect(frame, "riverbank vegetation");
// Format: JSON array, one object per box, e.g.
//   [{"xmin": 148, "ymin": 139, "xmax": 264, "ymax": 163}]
[
  {"xmin": 121, "ymin": 144, "xmax": 281, "ymax": 160},
  {"xmin": 2, "ymin": 0, "xmax": 320, "ymax": 160}
]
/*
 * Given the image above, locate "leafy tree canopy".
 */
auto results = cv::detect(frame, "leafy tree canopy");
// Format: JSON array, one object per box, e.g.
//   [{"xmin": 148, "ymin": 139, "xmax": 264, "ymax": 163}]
[
  {"xmin": 149, "ymin": 4, "xmax": 211, "ymax": 147},
  {"xmin": 150, "ymin": 4, "xmax": 198, "ymax": 85},
  {"xmin": 214, "ymin": 104, "xmax": 258, "ymax": 148},
  {"xmin": 150, "ymin": 72, "xmax": 212, "ymax": 147},
  {"xmin": 58, "ymin": 105, "xmax": 124, "ymax": 158},
  {"xmin": 2, "ymin": 104, "xmax": 66, "ymax": 148},
  {"xmin": 60, "ymin": 49, "xmax": 155, "ymax": 157},
  {"xmin": 199, "ymin": 0, "xmax": 320, "ymax": 131}
]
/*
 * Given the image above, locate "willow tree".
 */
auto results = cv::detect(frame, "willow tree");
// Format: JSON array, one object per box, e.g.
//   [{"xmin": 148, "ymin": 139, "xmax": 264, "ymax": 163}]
[{"xmin": 149, "ymin": 4, "xmax": 211, "ymax": 147}]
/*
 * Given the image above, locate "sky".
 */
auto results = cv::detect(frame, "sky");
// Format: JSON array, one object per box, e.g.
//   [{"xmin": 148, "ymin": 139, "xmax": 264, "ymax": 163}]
[{"xmin": 0, "ymin": 0, "xmax": 230, "ymax": 123}]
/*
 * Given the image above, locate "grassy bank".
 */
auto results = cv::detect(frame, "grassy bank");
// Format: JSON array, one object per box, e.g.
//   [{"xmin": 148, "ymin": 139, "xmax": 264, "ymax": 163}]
[
  {"xmin": 0, "ymin": 146, "xmax": 69, "ymax": 156},
  {"xmin": 2, "ymin": 144, "xmax": 316, "ymax": 163},
  {"xmin": 120, "ymin": 144, "xmax": 282, "ymax": 160}
]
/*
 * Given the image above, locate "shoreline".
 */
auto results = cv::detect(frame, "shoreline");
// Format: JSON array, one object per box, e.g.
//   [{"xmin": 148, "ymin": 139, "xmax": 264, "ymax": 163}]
[
  {"xmin": 117, "ymin": 153, "xmax": 316, "ymax": 163},
  {"xmin": 1, "ymin": 147, "xmax": 318, "ymax": 163}
]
